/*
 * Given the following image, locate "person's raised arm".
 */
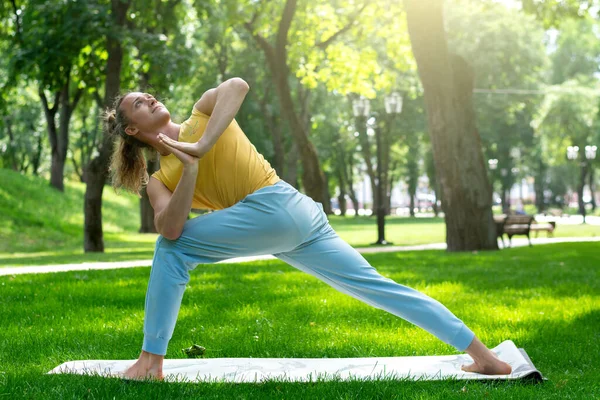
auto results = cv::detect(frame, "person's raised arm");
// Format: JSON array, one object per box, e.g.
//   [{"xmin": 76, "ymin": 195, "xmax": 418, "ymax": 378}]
[{"xmin": 157, "ymin": 77, "xmax": 249, "ymax": 158}]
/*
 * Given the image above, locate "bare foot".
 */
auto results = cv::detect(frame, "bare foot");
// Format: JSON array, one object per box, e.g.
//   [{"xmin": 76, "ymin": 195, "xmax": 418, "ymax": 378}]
[
  {"xmin": 121, "ymin": 351, "xmax": 165, "ymax": 381},
  {"xmin": 462, "ymin": 336, "xmax": 512, "ymax": 375},
  {"xmin": 461, "ymin": 354, "xmax": 512, "ymax": 375}
]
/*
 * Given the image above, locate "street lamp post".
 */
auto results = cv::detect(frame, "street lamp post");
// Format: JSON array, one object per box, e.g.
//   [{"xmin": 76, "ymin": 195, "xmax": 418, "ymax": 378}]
[
  {"xmin": 370, "ymin": 92, "xmax": 402, "ymax": 245},
  {"xmin": 352, "ymin": 93, "xmax": 402, "ymax": 245},
  {"xmin": 566, "ymin": 145, "xmax": 597, "ymax": 223}
]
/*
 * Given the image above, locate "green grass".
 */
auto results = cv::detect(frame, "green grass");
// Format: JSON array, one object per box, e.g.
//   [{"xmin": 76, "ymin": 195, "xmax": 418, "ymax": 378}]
[
  {"xmin": 1, "ymin": 243, "xmax": 599, "ymax": 398},
  {"xmin": 1, "ymin": 168, "xmax": 599, "ymax": 267}
]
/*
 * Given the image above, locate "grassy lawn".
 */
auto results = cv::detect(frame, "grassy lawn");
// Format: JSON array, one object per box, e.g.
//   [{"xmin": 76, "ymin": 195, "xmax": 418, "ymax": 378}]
[{"xmin": 1, "ymin": 243, "xmax": 599, "ymax": 398}]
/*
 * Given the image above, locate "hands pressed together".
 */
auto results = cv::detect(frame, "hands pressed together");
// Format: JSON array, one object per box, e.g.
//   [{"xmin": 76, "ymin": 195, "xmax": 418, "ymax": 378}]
[{"xmin": 158, "ymin": 133, "xmax": 208, "ymax": 168}]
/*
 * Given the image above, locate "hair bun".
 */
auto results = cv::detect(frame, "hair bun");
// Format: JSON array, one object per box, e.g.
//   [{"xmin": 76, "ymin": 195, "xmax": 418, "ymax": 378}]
[{"xmin": 104, "ymin": 109, "xmax": 118, "ymax": 135}]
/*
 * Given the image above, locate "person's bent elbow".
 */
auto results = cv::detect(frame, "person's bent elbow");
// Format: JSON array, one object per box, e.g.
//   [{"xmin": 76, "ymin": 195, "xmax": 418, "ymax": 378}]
[
  {"xmin": 228, "ymin": 77, "xmax": 249, "ymax": 93},
  {"xmin": 161, "ymin": 227, "xmax": 183, "ymax": 241},
  {"xmin": 156, "ymin": 217, "xmax": 183, "ymax": 241}
]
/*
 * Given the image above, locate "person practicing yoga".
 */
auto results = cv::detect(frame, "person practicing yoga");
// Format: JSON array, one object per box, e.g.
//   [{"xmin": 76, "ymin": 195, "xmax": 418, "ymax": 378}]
[{"xmin": 105, "ymin": 77, "xmax": 512, "ymax": 380}]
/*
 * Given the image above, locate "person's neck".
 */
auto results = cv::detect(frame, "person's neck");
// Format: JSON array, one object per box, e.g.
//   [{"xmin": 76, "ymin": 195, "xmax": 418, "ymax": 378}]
[{"xmin": 152, "ymin": 121, "xmax": 180, "ymax": 156}]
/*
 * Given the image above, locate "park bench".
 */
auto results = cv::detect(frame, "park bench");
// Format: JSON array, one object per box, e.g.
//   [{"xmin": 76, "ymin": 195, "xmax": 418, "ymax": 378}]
[{"xmin": 494, "ymin": 215, "xmax": 556, "ymax": 248}]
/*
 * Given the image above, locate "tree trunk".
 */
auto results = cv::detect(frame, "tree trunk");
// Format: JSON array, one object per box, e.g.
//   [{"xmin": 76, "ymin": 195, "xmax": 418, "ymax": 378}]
[
  {"xmin": 356, "ymin": 116, "xmax": 378, "ymax": 214},
  {"xmin": 283, "ymin": 141, "xmax": 299, "ymax": 188},
  {"xmin": 39, "ymin": 90, "xmax": 61, "ymax": 190},
  {"xmin": 346, "ymin": 152, "xmax": 360, "ymax": 217},
  {"xmin": 578, "ymin": 163, "xmax": 589, "ymax": 216},
  {"xmin": 336, "ymin": 168, "xmax": 347, "ymax": 216},
  {"xmin": 84, "ymin": 0, "xmax": 130, "ymax": 252},
  {"xmin": 322, "ymin": 172, "xmax": 332, "ymax": 215},
  {"xmin": 407, "ymin": 154, "xmax": 418, "ymax": 217},
  {"xmin": 501, "ymin": 182, "xmax": 510, "ymax": 214},
  {"xmin": 405, "ymin": 0, "xmax": 497, "ymax": 251},
  {"xmin": 3, "ymin": 117, "xmax": 19, "ymax": 171},
  {"xmin": 589, "ymin": 166, "xmax": 596, "ymax": 211},
  {"xmin": 32, "ymin": 130, "xmax": 43, "ymax": 176},
  {"xmin": 272, "ymin": 64, "xmax": 326, "ymax": 206},
  {"xmin": 533, "ymin": 158, "xmax": 546, "ymax": 213},
  {"xmin": 140, "ymin": 158, "xmax": 159, "ymax": 233},
  {"xmin": 247, "ymin": 0, "xmax": 327, "ymax": 206}
]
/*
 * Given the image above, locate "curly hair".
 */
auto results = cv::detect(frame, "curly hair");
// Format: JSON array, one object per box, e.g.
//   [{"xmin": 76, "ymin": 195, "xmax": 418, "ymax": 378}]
[{"xmin": 104, "ymin": 93, "xmax": 154, "ymax": 196}]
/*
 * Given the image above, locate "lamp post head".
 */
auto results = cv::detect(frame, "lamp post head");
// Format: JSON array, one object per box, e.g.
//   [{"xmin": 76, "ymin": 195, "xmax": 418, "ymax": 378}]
[
  {"xmin": 585, "ymin": 145, "xmax": 597, "ymax": 160},
  {"xmin": 384, "ymin": 92, "xmax": 403, "ymax": 114},
  {"xmin": 567, "ymin": 146, "xmax": 579, "ymax": 160},
  {"xmin": 352, "ymin": 97, "xmax": 370, "ymax": 118}
]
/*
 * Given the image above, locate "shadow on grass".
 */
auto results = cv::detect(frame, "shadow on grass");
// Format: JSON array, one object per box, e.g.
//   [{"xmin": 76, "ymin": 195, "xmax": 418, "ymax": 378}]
[{"xmin": 1, "ymin": 252, "xmax": 598, "ymax": 399}]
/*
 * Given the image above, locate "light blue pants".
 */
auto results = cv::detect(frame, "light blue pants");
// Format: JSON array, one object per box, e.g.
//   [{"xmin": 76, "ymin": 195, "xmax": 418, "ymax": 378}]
[{"xmin": 142, "ymin": 181, "xmax": 475, "ymax": 356}]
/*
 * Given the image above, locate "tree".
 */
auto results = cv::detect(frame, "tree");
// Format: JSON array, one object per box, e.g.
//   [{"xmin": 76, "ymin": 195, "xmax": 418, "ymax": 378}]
[
  {"xmin": 404, "ymin": 0, "xmax": 497, "ymax": 251},
  {"xmin": 240, "ymin": 0, "xmax": 386, "ymax": 212},
  {"xmin": 8, "ymin": 0, "xmax": 105, "ymax": 191},
  {"xmin": 127, "ymin": 0, "xmax": 193, "ymax": 233},
  {"xmin": 83, "ymin": 0, "xmax": 131, "ymax": 252},
  {"xmin": 446, "ymin": 0, "xmax": 548, "ymax": 214},
  {"xmin": 532, "ymin": 80, "xmax": 599, "ymax": 218}
]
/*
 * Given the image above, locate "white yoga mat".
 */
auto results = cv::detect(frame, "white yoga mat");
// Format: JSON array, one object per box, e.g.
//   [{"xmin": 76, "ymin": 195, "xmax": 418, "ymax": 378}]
[{"xmin": 48, "ymin": 340, "xmax": 542, "ymax": 383}]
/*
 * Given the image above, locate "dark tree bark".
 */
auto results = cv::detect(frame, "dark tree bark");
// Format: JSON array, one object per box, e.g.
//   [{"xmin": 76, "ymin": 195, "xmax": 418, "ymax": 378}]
[
  {"xmin": 346, "ymin": 152, "xmax": 360, "ymax": 217},
  {"xmin": 40, "ymin": 72, "xmax": 84, "ymax": 192},
  {"xmin": 336, "ymin": 168, "xmax": 348, "ymax": 216},
  {"xmin": 335, "ymin": 142, "xmax": 353, "ymax": 217},
  {"xmin": 283, "ymin": 142, "xmax": 299, "ymax": 188},
  {"xmin": 3, "ymin": 117, "xmax": 19, "ymax": 171},
  {"xmin": 356, "ymin": 116, "xmax": 378, "ymax": 214},
  {"xmin": 32, "ymin": 128, "xmax": 43, "ymax": 176},
  {"xmin": 83, "ymin": 0, "xmax": 131, "ymax": 252},
  {"xmin": 255, "ymin": 86, "xmax": 286, "ymax": 175},
  {"xmin": 533, "ymin": 158, "xmax": 547, "ymax": 213},
  {"xmin": 589, "ymin": 166, "xmax": 596, "ymax": 211},
  {"xmin": 405, "ymin": 0, "xmax": 498, "ymax": 251},
  {"xmin": 140, "ymin": 158, "xmax": 159, "ymax": 233},
  {"xmin": 577, "ymin": 163, "xmax": 589, "ymax": 217},
  {"xmin": 407, "ymin": 154, "xmax": 418, "ymax": 217}
]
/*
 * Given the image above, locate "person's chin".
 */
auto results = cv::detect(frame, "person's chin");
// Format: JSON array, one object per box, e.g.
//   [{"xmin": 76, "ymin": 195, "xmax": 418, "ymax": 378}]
[{"xmin": 155, "ymin": 109, "xmax": 171, "ymax": 123}]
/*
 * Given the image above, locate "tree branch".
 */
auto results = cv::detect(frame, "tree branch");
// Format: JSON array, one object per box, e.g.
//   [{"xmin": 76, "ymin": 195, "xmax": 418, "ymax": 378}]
[
  {"xmin": 244, "ymin": 22, "xmax": 275, "ymax": 63},
  {"xmin": 315, "ymin": 3, "xmax": 368, "ymax": 50},
  {"xmin": 10, "ymin": 0, "xmax": 22, "ymax": 42},
  {"xmin": 276, "ymin": 0, "xmax": 297, "ymax": 56},
  {"xmin": 70, "ymin": 87, "xmax": 84, "ymax": 111}
]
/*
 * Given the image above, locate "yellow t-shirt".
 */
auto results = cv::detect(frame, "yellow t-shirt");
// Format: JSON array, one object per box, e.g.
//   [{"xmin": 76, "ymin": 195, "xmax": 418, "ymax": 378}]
[{"xmin": 151, "ymin": 108, "xmax": 280, "ymax": 210}]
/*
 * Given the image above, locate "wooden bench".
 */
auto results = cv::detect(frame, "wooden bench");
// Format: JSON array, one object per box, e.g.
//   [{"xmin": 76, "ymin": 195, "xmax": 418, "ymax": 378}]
[
  {"xmin": 530, "ymin": 221, "xmax": 556, "ymax": 238},
  {"xmin": 493, "ymin": 215, "xmax": 556, "ymax": 248}
]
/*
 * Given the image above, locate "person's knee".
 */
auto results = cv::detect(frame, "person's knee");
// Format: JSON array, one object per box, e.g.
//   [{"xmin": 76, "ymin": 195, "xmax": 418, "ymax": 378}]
[{"xmin": 153, "ymin": 240, "xmax": 190, "ymax": 284}]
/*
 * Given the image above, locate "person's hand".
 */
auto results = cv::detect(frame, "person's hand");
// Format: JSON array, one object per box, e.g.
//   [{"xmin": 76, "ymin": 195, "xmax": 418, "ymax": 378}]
[
  {"xmin": 158, "ymin": 133, "xmax": 199, "ymax": 168},
  {"xmin": 158, "ymin": 133, "xmax": 210, "ymax": 159}
]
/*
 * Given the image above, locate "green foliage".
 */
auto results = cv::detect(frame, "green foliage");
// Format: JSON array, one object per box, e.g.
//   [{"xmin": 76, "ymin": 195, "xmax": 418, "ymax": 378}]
[
  {"xmin": 551, "ymin": 17, "xmax": 600, "ymax": 84},
  {"xmin": 0, "ymin": 84, "xmax": 45, "ymax": 173},
  {"xmin": 446, "ymin": 1, "xmax": 549, "ymax": 199},
  {"xmin": 532, "ymin": 79, "xmax": 599, "ymax": 165},
  {"xmin": 520, "ymin": 0, "xmax": 599, "ymax": 28},
  {"xmin": 9, "ymin": 0, "xmax": 108, "ymax": 92}
]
